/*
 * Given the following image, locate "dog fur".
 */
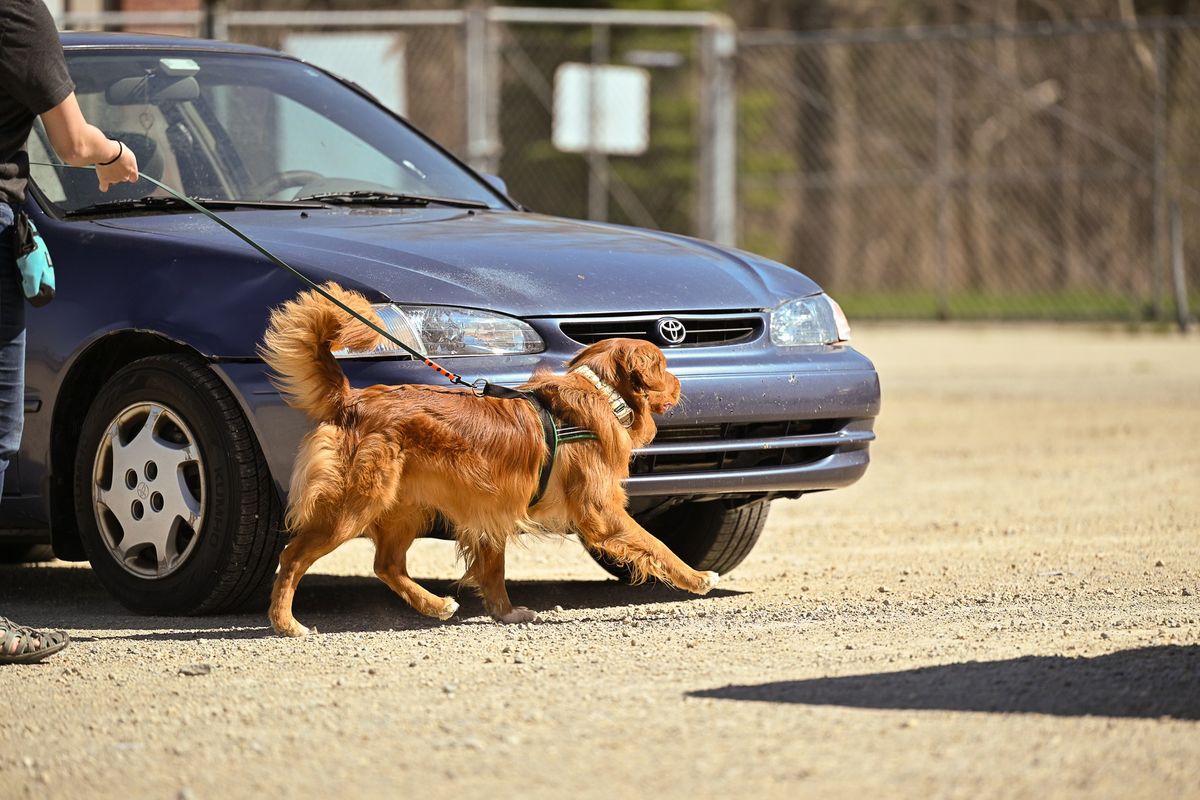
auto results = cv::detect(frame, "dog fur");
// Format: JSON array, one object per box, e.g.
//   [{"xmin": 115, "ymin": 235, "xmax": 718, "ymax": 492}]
[{"xmin": 260, "ymin": 283, "xmax": 718, "ymax": 635}]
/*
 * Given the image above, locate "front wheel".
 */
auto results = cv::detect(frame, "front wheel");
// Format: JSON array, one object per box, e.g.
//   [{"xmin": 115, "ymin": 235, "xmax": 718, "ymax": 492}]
[
  {"xmin": 73, "ymin": 354, "xmax": 286, "ymax": 614},
  {"xmin": 590, "ymin": 499, "xmax": 771, "ymax": 582}
]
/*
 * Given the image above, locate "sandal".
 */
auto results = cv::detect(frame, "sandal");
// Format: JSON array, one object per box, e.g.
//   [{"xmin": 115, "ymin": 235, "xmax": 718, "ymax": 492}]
[{"xmin": 0, "ymin": 617, "xmax": 69, "ymax": 664}]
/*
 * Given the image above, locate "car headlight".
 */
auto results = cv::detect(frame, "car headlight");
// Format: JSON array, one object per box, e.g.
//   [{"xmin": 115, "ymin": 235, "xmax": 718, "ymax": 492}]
[
  {"xmin": 333, "ymin": 304, "xmax": 544, "ymax": 358},
  {"xmin": 770, "ymin": 294, "xmax": 852, "ymax": 346}
]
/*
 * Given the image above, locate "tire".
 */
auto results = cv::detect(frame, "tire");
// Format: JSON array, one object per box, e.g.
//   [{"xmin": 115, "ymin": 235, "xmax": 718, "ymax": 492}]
[
  {"xmin": 0, "ymin": 543, "xmax": 55, "ymax": 563},
  {"xmin": 591, "ymin": 499, "xmax": 771, "ymax": 582},
  {"xmin": 73, "ymin": 354, "xmax": 286, "ymax": 615}
]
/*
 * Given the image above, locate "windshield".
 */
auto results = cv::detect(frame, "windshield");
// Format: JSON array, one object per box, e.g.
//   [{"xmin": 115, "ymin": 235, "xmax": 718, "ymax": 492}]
[{"xmin": 28, "ymin": 49, "xmax": 507, "ymax": 213}]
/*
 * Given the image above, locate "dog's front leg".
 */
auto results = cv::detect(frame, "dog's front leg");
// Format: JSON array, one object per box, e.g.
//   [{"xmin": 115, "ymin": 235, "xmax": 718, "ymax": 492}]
[
  {"xmin": 464, "ymin": 537, "xmax": 538, "ymax": 624},
  {"xmin": 576, "ymin": 509, "xmax": 719, "ymax": 595}
]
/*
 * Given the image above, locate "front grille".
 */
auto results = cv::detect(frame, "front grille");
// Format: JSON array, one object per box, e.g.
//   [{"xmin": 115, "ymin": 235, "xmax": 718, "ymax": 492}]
[
  {"xmin": 560, "ymin": 314, "xmax": 763, "ymax": 348},
  {"xmin": 631, "ymin": 419, "xmax": 859, "ymax": 476}
]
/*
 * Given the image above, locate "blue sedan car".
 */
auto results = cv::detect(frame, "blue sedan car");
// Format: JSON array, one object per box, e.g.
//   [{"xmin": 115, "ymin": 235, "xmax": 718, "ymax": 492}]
[{"xmin": 6, "ymin": 33, "xmax": 879, "ymax": 615}]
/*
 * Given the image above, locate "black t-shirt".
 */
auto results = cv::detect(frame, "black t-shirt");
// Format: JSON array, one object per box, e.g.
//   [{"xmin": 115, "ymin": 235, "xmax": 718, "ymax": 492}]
[{"xmin": 0, "ymin": 0, "xmax": 75, "ymax": 206}]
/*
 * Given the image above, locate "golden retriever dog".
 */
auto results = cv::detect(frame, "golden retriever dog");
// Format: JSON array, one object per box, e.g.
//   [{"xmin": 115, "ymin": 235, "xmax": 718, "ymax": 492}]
[{"xmin": 260, "ymin": 284, "xmax": 719, "ymax": 636}]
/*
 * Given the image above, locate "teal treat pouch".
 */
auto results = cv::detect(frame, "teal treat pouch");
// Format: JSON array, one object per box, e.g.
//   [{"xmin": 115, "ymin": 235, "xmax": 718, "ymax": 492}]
[{"xmin": 12, "ymin": 210, "xmax": 55, "ymax": 307}]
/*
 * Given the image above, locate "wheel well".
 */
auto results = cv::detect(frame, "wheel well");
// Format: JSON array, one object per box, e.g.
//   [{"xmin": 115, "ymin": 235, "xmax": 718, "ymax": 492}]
[{"xmin": 49, "ymin": 332, "xmax": 204, "ymax": 560}]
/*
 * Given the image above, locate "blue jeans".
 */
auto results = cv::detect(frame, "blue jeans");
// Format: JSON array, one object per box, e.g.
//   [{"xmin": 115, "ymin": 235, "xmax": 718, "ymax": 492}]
[{"xmin": 0, "ymin": 203, "xmax": 26, "ymax": 499}]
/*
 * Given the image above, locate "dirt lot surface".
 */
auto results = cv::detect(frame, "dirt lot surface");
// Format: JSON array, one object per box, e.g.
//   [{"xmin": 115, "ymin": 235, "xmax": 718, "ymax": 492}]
[{"xmin": 1, "ymin": 324, "xmax": 1198, "ymax": 800}]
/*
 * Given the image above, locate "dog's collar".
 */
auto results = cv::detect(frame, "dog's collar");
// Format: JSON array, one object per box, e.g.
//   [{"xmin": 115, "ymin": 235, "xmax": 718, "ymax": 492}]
[{"xmin": 571, "ymin": 365, "xmax": 634, "ymax": 428}]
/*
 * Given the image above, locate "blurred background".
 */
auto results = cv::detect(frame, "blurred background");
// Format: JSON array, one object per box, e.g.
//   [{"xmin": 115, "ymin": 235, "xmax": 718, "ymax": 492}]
[{"xmin": 48, "ymin": 0, "xmax": 1200, "ymax": 326}]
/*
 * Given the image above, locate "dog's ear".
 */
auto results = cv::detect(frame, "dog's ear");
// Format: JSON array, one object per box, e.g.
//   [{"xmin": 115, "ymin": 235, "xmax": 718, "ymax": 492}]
[
  {"xmin": 568, "ymin": 338, "xmax": 620, "ymax": 379},
  {"xmin": 614, "ymin": 340, "xmax": 670, "ymax": 392}
]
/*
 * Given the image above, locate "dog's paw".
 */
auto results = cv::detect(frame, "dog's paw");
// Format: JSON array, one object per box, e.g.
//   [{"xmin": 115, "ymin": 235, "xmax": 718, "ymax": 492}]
[
  {"xmin": 696, "ymin": 571, "xmax": 720, "ymax": 595},
  {"xmin": 436, "ymin": 597, "xmax": 459, "ymax": 621},
  {"xmin": 273, "ymin": 620, "xmax": 312, "ymax": 638},
  {"xmin": 494, "ymin": 606, "xmax": 539, "ymax": 624}
]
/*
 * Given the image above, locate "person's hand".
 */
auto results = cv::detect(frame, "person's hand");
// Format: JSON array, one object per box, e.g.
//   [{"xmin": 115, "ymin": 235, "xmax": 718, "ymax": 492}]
[{"xmin": 96, "ymin": 141, "xmax": 139, "ymax": 192}]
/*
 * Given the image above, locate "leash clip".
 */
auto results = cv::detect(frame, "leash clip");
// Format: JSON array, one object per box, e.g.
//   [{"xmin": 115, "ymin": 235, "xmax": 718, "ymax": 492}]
[{"xmin": 470, "ymin": 378, "xmax": 489, "ymax": 397}]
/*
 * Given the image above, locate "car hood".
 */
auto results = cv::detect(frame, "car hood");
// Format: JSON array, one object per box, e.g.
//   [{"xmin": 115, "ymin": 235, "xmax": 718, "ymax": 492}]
[{"xmin": 96, "ymin": 207, "xmax": 821, "ymax": 316}]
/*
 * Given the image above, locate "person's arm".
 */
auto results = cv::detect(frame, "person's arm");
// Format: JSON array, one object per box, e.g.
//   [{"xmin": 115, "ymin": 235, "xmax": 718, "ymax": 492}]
[{"xmin": 40, "ymin": 93, "xmax": 138, "ymax": 193}]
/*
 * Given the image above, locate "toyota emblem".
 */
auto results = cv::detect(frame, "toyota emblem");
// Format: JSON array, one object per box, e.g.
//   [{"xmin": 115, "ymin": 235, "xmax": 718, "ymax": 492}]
[{"xmin": 656, "ymin": 317, "xmax": 687, "ymax": 345}]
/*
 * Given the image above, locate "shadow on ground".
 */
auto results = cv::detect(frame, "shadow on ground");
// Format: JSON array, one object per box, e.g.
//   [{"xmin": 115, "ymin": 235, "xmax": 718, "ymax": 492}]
[
  {"xmin": 1, "ymin": 563, "xmax": 741, "ymax": 640},
  {"xmin": 689, "ymin": 646, "xmax": 1200, "ymax": 720}
]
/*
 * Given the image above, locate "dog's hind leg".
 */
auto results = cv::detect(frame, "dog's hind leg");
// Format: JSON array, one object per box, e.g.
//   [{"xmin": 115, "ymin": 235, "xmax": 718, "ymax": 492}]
[
  {"xmin": 575, "ymin": 508, "xmax": 719, "ymax": 595},
  {"xmin": 461, "ymin": 535, "xmax": 538, "ymax": 624},
  {"xmin": 269, "ymin": 510, "xmax": 373, "ymax": 637},
  {"xmin": 269, "ymin": 527, "xmax": 338, "ymax": 637},
  {"xmin": 370, "ymin": 510, "xmax": 459, "ymax": 621}
]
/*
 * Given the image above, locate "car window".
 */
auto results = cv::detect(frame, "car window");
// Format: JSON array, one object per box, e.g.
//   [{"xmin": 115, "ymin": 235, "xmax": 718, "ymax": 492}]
[
  {"xmin": 23, "ymin": 123, "xmax": 65, "ymax": 204},
  {"xmin": 206, "ymin": 84, "xmax": 404, "ymax": 197},
  {"xmin": 29, "ymin": 50, "xmax": 506, "ymax": 212}
]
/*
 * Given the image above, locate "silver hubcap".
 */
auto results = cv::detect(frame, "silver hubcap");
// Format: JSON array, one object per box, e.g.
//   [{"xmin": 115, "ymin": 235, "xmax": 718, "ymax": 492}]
[{"xmin": 92, "ymin": 402, "xmax": 206, "ymax": 579}]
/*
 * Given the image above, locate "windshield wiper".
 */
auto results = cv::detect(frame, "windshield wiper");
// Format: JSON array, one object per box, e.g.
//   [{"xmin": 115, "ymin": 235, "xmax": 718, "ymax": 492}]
[
  {"xmin": 294, "ymin": 190, "xmax": 489, "ymax": 210},
  {"xmin": 65, "ymin": 196, "xmax": 325, "ymax": 217}
]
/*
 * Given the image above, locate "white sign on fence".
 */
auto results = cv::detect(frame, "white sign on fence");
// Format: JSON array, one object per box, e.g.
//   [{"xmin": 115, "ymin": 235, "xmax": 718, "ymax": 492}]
[
  {"xmin": 283, "ymin": 32, "xmax": 407, "ymax": 116},
  {"xmin": 552, "ymin": 62, "xmax": 650, "ymax": 155}
]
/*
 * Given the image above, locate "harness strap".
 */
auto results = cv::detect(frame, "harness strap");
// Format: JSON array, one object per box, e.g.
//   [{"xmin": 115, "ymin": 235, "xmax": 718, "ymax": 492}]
[
  {"xmin": 477, "ymin": 382, "xmax": 533, "ymax": 401},
  {"xmin": 458, "ymin": 382, "xmax": 555, "ymax": 506},
  {"xmin": 520, "ymin": 392, "xmax": 598, "ymax": 508},
  {"xmin": 556, "ymin": 425, "xmax": 599, "ymax": 443},
  {"xmin": 529, "ymin": 401, "xmax": 559, "ymax": 507}
]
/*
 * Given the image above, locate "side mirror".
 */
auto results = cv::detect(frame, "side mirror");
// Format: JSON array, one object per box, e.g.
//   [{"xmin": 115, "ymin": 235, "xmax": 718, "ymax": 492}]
[{"xmin": 482, "ymin": 174, "xmax": 509, "ymax": 197}]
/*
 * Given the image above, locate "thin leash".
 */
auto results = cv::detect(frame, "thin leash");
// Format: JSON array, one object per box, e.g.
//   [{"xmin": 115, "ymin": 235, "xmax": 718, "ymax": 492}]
[{"xmin": 31, "ymin": 163, "xmax": 520, "ymax": 398}]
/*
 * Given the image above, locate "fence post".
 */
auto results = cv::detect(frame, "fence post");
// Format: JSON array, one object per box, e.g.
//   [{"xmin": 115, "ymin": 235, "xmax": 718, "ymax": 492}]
[
  {"xmin": 203, "ymin": 0, "xmax": 228, "ymax": 41},
  {"xmin": 699, "ymin": 19, "xmax": 737, "ymax": 246},
  {"xmin": 486, "ymin": 15, "xmax": 503, "ymax": 178},
  {"xmin": 934, "ymin": 42, "xmax": 953, "ymax": 320},
  {"xmin": 1170, "ymin": 201, "xmax": 1192, "ymax": 332},
  {"xmin": 588, "ymin": 24, "xmax": 611, "ymax": 223},
  {"xmin": 466, "ymin": 5, "xmax": 499, "ymax": 174},
  {"xmin": 1152, "ymin": 29, "xmax": 1168, "ymax": 321}
]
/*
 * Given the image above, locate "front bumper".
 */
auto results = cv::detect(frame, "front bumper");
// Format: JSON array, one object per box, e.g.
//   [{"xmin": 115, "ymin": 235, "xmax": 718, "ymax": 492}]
[
  {"xmin": 624, "ymin": 364, "xmax": 877, "ymax": 497},
  {"xmin": 216, "ymin": 345, "xmax": 880, "ymax": 502}
]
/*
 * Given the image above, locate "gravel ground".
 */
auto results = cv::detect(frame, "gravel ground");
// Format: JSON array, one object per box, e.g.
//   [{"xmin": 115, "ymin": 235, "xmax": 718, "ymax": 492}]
[{"xmin": 1, "ymin": 323, "xmax": 1198, "ymax": 800}]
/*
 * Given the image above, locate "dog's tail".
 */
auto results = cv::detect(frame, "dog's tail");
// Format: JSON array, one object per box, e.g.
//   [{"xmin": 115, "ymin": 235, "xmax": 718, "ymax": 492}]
[{"xmin": 259, "ymin": 283, "xmax": 386, "ymax": 421}]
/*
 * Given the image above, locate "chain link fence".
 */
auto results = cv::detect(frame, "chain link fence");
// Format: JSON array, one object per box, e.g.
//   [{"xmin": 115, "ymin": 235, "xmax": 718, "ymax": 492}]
[
  {"xmin": 494, "ymin": 16, "xmax": 732, "ymax": 242},
  {"xmin": 56, "ymin": 9, "xmax": 1198, "ymax": 323},
  {"xmin": 738, "ymin": 21, "xmax": 1200, "ymax": 322}
]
